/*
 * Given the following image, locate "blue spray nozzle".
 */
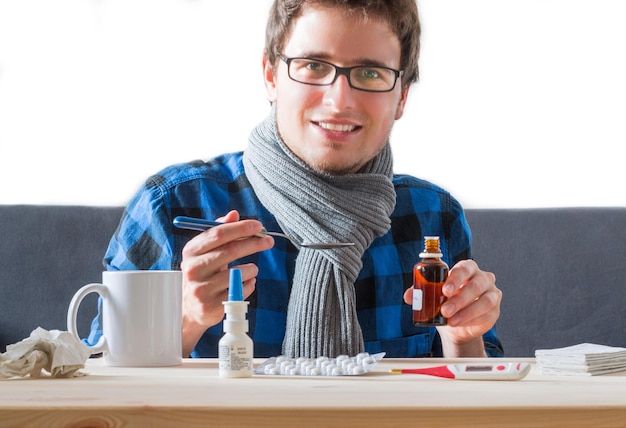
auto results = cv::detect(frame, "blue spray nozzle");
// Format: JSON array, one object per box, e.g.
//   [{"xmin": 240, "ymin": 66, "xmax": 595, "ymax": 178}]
[{"xmin": 228, "ymin": 268, "xmax": 244, "ymax": 301}]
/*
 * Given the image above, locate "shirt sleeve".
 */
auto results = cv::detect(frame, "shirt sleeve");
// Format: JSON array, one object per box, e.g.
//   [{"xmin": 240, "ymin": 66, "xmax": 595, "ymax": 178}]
[{"xmin": 103, "ymin": 179, "xmax": 176, "ymax": 271}]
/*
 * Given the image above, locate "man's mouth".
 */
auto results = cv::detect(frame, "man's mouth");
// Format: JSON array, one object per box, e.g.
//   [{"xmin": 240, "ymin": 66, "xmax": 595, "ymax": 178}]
[{"xmin": 317, "ymin": 122, "xmax": 357, "ymax": 132}]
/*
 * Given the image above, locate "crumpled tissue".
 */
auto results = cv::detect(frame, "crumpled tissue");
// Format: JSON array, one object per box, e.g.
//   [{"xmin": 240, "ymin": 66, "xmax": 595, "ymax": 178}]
[{"xmin": 0, "ymin": 327, "xmax": 92, "ymax": 379}]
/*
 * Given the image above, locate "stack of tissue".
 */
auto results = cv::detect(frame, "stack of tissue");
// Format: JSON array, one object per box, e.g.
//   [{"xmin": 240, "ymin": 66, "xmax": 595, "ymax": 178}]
[
  {"xmin": 535, "ymin": 343, "xmax": 626, "ymax": 376},
  {"xmin": 0, "ymin": 327, "xmax": 91, "ymax": 379}
]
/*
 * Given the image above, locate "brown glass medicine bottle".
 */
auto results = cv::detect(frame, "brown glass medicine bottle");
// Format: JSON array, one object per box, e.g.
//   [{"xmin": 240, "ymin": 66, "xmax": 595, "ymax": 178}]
[{"xmin": 413, "ymin": 236, "xmax": 449, "ymax": 326}]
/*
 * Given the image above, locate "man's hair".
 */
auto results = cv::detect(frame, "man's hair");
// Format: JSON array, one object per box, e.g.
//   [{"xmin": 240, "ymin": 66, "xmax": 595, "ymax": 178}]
[{"xmin": 265, "ymin": 0, "xmax": 421, "ymax": 87}]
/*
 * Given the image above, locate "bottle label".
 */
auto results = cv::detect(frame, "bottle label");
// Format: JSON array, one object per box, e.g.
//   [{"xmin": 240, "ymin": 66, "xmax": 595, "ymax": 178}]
[
  {"xmin": 219, "ymin": 344, "xmax": 253, "ymax": 373},
  {"xmin": 412, "ymin": 289, "xmax": 423, "ymax": 311}
]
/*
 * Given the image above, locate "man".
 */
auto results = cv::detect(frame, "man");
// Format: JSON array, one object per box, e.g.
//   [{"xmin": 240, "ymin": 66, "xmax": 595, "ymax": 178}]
[{"xmin": 92, "ymin": 0, "xmax": 503, "ymax": 359}]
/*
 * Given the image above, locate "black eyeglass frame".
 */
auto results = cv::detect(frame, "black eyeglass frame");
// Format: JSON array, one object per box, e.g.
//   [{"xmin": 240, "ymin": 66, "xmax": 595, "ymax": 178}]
[{"xmin": 276, "ymin": 52, "xmax": 404, "ymax": 93}]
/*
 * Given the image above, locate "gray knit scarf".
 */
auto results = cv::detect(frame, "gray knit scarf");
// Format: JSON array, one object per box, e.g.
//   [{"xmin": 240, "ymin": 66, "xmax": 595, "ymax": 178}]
[{"xmin": 243, "ymin": 106, "xmax": 396, "ymax": 358}]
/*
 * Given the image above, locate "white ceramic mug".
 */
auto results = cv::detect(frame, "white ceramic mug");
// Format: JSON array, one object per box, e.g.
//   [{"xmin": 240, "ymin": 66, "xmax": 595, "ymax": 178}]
[{"xmin": 67, "ymin": 270, "xmax": 182, "ymax": 367}]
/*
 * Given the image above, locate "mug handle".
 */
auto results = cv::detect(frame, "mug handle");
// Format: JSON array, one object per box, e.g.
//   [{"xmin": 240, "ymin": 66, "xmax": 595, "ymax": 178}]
[{"xmin": 67, "ymin": 283, "xmax": 108, "ymax": 355}]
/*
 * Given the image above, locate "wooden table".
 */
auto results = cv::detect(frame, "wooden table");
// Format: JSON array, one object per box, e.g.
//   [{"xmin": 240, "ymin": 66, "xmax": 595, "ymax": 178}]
[{"xmin": 1, "ymin": 357, "xmax": 626, "ymax": 427}]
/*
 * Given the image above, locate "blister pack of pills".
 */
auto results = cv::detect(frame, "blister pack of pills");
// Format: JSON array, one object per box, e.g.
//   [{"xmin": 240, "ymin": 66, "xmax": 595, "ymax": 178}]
[{"xmin": 254, "ymin": 352, "xmax": 385, "ymax": 376}]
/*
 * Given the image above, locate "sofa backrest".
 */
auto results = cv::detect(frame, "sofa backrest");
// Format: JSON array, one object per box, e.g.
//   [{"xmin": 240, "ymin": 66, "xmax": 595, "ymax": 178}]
[
  {"xmin": 1, "ymin": 205, "xmax": 625, "ymax": 356},
  {"xmin": 0, "ymin": 205, "xmax": 124, "ymax": 352},
  {"xmin": 466, "ymin": 207, "xmax": 626, "ymax": 356}
]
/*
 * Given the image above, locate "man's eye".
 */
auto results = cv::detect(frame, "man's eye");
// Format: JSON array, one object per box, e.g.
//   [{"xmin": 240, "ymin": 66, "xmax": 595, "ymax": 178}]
[
  {"xmin": 304, "ymin": 61, "xmax": 330, "ymax": 73},
  {"xmin": 360, "ymin": 68, "xmax": 382, "ymax": 80}
]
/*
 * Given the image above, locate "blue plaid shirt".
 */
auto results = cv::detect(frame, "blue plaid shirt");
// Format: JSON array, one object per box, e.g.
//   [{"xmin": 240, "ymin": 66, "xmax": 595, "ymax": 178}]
[{"xmin": 91, "ymin": 152, "xmax": 503, "ymax": 358}]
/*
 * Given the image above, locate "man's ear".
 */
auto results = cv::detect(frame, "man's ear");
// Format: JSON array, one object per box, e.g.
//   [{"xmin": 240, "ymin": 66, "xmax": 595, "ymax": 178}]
[
  {"xmin": 263, "ymin": 52, "xmax": 278, "ymax": 103},
  {"xmin": 395, "ymin": 85, "xmax": 411, "ymax": 120}
]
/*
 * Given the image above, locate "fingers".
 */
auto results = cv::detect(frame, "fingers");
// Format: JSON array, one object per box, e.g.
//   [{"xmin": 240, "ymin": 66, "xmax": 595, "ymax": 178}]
[
  {"xmin": 440, "ymin": 260, "xmax": 501, "ymax": 326},
  {"xmin": 183, "ymin": 218, "xmax": 271, "ymax": 257},
  {"xmin": 444, "ymin": 286, "xmax": 501, "ymax": 327},
  {"xmin": 216, "ymin": 210, "xmax": 240, "ymax": 223},
  {"xmin": 183, "ymin": 261, "xmax": 259, "ymax": 327},
  {"xmin": 442, "ymin": 259, "xmax": 481, "ymax": 297},
  {"xmin": 181, "ymin": 219, "xmax": 274, "ymax": 278}
]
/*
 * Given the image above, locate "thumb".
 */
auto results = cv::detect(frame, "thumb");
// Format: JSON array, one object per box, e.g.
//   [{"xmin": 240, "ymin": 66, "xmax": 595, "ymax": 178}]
[{"xmin": 403, "ymin": 287, "xmax": 413, "ymax": 305}]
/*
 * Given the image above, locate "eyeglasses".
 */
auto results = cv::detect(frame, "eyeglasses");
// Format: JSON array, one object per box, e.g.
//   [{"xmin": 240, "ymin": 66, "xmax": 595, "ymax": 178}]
[{"xmin": 276, "ymin": 53, "xmax": 403, "ymax": 93}]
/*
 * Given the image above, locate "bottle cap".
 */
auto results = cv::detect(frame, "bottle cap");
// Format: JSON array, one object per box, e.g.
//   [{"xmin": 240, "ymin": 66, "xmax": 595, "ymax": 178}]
[{"xmin": 228, "ymin": 268, "xmax": 244, "ymax": 301}]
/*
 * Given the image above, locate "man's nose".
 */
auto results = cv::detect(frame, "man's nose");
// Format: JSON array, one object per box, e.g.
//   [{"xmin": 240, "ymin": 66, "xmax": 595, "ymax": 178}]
[{"xmin": 323, "ymin": 73, "xmax": 356, "ymax": 107}]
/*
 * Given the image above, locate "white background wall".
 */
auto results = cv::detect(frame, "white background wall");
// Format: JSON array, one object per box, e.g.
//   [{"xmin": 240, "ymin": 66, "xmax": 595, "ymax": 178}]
[{"xmin": 1, "ymin": 0, "xmax": 624, "ymax": 208}]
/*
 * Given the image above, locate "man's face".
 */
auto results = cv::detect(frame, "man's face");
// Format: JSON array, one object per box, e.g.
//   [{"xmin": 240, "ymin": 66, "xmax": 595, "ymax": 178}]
[{"xmin": 263, "ymin": 4, "xmax": 409, "ymax": 175}]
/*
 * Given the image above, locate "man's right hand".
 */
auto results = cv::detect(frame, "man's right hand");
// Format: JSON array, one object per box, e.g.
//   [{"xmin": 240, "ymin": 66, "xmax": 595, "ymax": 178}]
[{"xmin": 179, "ymin": 210, "xmax": 274, "ymax": 356}]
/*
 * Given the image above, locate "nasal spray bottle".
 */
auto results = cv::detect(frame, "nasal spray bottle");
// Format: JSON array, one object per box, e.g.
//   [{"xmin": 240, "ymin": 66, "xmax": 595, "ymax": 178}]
[{"xmin": 218, "ymin": 268, "xmax": 253, "ymax": 378}]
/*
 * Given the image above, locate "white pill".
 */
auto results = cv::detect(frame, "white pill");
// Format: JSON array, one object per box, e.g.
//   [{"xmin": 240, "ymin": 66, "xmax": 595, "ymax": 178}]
[
  {"xmin": 281, "ymin": 365, "xmax": 295, "ymax": 375},
  {"xmin": 360, "ymin": 356, "xmax": 375, "ymax": 366},
  {"xmin": 356, "ymin": 352, "xmax": 370, "ymax": 362},
  {"xmin": 267, "ymin": 367, "xmax": 281, "ymax": 375},
  {"xmin": 331, "ymin": 367, "xmax": 344, "ymax": 376},
  {"xmin": 300, "ymin": 361, "xmax": 314, "ymax": 370},
  {"xmin": 308, "ymin": 367, "xmax": 322, "ymax": 376},
  {"xmin": 350, "ymin": 366, "xmax": 366, "ymax": 375},
  {"xmin": 343, "ymin": 362, "xmax": 358, "ymax": 372},
  {"xmin": 323, "ymin": 363, "xmax": 337, "ymax": 375},
  {"xmin": 316, "ymin": 356, "xmax": 330, "ymax": 366}
]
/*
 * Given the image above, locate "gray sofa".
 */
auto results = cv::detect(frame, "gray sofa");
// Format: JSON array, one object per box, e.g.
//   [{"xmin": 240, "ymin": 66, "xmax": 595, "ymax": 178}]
[{"xmin": 1, "ymin": 205, "xmax": 624, "ymax": 357}]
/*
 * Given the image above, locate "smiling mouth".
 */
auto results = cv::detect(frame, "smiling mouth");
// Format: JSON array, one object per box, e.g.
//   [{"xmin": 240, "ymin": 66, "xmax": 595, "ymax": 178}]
[{"xmin": 317, "ymin": 122, "xmax": 358, "ymax": 132}]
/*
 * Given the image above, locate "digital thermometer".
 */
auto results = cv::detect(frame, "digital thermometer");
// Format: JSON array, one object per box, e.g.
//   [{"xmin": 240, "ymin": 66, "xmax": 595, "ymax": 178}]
[{"xmin": 390, "ymin": 362, "xmax": 530, "ymax": 380}]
